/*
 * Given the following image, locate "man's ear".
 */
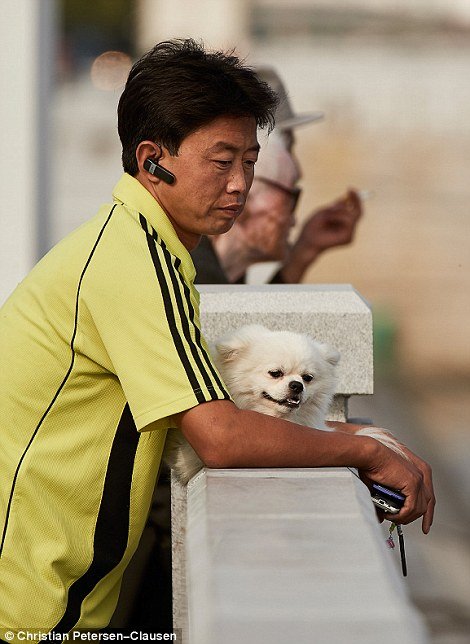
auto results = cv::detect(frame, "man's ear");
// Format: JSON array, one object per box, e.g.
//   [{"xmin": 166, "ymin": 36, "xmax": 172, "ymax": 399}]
[{"xmin": 136, "ymin": 141, "xmax": 167, "ymax": 182}]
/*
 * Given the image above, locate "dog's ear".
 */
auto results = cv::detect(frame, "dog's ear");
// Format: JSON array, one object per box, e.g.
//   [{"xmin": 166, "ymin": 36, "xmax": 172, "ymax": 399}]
[
  {"xmin": 318, "ymin": 342, "xmax": 341, "ymax": 366},
  {"xmin": 215, "ymin": 324, "xmax": 268, "ymax": 363},
  {"xmin": 215, "ymin": 339, "xmax": 241, "ymax": 363}
]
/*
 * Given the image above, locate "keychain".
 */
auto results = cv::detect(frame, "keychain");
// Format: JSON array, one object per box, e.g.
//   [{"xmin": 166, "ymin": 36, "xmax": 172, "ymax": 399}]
[
  {"xmin": 386, "ymin": 523, "xmax": 407, "ymax": 577},
  {"xmin": 386, "ymin": 523, "xmax": 396, "ymax": 549}
]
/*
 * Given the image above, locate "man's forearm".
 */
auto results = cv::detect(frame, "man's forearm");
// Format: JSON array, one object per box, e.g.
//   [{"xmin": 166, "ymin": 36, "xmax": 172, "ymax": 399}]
[
  {"xmin": 223, "ymin": 410, "xmax": 379, "ymax": 469},
  {"xmin": 180, "ymin": 402, "xmax": 379, "ymax": 471},
  {"xmin": 278, "ymin": 242, "xmax": 322, "ymax": 283}
]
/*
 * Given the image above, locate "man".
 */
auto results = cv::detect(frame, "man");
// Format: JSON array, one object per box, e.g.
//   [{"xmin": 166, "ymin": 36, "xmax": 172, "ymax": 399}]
[
  {"xmin": 192, "ymin": 132, "xmax": 362, "ymax": 284},
  {"xmin": 192, "ymin": 68, "xmax": 362, "ymax": 285},
  {"xmin": 0, "ymin": 39, "xmax": 434, "ymax": 634}
]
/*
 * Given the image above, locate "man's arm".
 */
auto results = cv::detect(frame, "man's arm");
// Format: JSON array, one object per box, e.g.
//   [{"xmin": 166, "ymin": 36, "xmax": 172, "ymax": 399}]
[
  {"xmin": 176, "ymin": 400, "xmax": 435, "ymax": 533},
  {"xmin": 277, "ymin": 189, "xmax": 363, "ymax": 284}
]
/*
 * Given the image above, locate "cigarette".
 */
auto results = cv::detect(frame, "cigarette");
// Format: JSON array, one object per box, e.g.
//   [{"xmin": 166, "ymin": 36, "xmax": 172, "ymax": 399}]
[{"xmin": 357, "ymin": 189, "xmax": 374, "ymax": 201}]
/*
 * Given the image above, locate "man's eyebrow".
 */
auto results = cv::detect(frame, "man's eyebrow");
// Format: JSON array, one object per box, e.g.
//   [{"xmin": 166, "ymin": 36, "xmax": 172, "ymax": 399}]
[{"xmin": 207, "ymin": 142, "xmax": 260, "ymax": 154}]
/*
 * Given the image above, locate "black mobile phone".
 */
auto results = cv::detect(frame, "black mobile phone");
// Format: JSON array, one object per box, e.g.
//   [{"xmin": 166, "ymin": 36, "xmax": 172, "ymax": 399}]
[{"xmin": 370, "ymin": 483, "xmax": 405, "ymax": 515}]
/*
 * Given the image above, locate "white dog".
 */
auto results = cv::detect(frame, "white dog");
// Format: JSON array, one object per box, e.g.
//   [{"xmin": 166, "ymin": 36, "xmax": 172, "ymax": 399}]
[{"xmin": 164, "ymin": 324, "xmax": 406, "ymax": 484}]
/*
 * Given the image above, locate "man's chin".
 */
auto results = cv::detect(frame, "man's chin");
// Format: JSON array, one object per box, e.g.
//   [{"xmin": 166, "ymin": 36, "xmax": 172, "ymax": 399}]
[{"xmin": 208, "ymin": 218, "xmax": 237, "ymax": 235}]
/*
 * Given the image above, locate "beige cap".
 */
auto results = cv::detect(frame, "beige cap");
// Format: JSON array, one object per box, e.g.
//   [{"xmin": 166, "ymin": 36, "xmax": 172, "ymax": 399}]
[
  {"xmin": 255, "ymin": 132, "xmax": 301, "ymax": 191},
  {"xmin": 256, "ymin": 66, "xmax": 324, "ymax": 131}
]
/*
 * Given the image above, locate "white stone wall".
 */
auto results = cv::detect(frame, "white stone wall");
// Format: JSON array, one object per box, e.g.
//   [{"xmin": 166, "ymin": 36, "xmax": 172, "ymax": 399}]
[{"xmin": 184, "ymin": 468, "xmax": 428, "ymax": 644}]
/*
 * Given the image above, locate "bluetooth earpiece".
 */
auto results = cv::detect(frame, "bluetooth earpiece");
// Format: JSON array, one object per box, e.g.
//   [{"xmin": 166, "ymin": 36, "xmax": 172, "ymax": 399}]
[{"xmin": 144, "ymin": 157, "xmax": 176, "ymax": 185}]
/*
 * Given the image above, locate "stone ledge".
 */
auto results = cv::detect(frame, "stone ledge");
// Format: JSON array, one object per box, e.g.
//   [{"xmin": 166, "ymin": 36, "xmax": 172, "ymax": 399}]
[{"xmin": 184, "ymin": 468, "xmax": 428, "ymax": 644}]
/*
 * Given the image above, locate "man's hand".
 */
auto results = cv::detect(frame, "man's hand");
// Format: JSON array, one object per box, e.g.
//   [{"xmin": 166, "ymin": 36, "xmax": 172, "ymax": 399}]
[
  {"xmin": 327, "ymin": 419, "xmax": 435, "ymax": 534},
  {"xmin": 359, "ymin": 441, "xmax": 435, "ymax": 534},
  {"xmin": 388, "ymin": 442, "xmax": 435, "ymax": 534},
  {"xmin": 279, "ymin": 189, "xmax": 363, "ymax": 283}
]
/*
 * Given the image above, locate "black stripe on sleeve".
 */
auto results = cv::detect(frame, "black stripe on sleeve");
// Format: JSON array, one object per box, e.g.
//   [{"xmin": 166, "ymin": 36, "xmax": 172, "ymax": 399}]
[
  {"xmin": 173, "ymin": 257, "xmax": 231, "ymax": 400},
  {"xmin": 139, "ymin": 214, "xmax": 206, "ymax": 403},
  {"xmin": 158, "ymin": 238, "xmax": 230, "ymax": 401},
  {"xmin": 52, "ymin": 404, "xmax": 140, "ymax": 633},
  {"xmin": 155, "ymin": 233, "xmax": 229, "ymax": 401}
]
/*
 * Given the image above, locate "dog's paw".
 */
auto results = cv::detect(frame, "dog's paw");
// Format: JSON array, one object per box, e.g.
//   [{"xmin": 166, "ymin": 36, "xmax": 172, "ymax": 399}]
[
  {"xmin": 355, "ymin": 426, "xmax": 410, "ymax": 460},
  {"xmin": 171, "ymin": 462, "xmax": 203, "ymax": 486},
  {"xmin": 163, "ymin": 428, "xmax": 204, "ymax": 486}
]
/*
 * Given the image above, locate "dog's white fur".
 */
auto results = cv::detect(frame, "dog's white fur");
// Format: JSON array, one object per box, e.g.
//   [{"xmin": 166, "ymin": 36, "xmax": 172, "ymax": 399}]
[{"xmin": 164, "ymin": 324, "xmax": 406, "ymax": 484}]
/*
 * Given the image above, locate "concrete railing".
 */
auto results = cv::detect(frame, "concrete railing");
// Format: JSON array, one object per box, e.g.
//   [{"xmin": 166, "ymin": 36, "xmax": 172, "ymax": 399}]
[{"xmin": 171, "ymin": 285, "xmax": 428, "ymax": 644}]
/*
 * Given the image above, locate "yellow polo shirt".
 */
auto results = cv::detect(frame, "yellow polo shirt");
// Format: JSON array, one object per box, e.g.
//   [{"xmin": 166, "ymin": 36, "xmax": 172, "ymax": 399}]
[{"xmin": 0, "ymin": 173, "xmax": 229, "ymax": 635}]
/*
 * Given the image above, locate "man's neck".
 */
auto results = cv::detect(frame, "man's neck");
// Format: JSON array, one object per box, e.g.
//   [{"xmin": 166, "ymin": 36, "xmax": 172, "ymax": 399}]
[{"xmin": 135, "ymin": 172, "xmax": 201, "ymax": 251}]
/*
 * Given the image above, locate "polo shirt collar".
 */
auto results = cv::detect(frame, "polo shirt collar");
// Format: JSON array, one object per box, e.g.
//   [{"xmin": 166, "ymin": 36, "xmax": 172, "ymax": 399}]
[{"xmin": 112, "ymin": 173, "xmax": 195, "ymax": 282}]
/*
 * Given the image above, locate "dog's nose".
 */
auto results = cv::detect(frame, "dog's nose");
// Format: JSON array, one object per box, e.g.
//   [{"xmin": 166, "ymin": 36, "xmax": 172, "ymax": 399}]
[{"xmin": 288, "ymin": 380, "xmax": 303, "ymax": 394}]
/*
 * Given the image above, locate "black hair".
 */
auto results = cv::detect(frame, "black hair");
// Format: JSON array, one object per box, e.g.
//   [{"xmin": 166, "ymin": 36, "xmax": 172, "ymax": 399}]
[{"xmin": 117, "ymin": 39, "xmax": 279, "ymax": 175}]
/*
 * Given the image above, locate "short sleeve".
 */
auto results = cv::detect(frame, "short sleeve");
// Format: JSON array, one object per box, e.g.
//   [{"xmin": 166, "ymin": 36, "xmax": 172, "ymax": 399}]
[{"xmin": 80, "ymin": 217, "xmax": 230, "ymax": 430}]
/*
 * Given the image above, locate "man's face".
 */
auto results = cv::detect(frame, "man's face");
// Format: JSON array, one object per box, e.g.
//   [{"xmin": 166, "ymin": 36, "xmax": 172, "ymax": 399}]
[
  {"xmin": 237, "ymin": 176, "xmax": 299, "ymax": 261},
  {"xmin": 152, "ymin": 115, "xmax": 259, "ymax": 249},
  {"xmin": 232, "ymin": 131, "xmax": 301, "ymax": 262}
]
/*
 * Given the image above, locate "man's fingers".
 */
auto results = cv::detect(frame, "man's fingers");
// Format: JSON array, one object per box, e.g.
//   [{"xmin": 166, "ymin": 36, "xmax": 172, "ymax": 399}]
[
  {"xmin": 385, "ymin": 495, "xmax": 426, "ymax": 526},
  {"xmin": 422, "ymin": 501, "xmax": 435, "ymax": 534},
  {"xmin": 395, "ymin": 476, "xmax": 432, "ymax": 526},
  {"xmin": 392, "ymin": 446, "xmax": 436, "ymax": 533},
  {"xmin": 422, "ymin": 485, "xmax": 436, "ymax": 534},
  {"xmin": 382, "ymin": 467, "xmax": 428, "ymax": 526},
  {"xmin": 346, "ymin": 188, "xmax": 362, "ymax": 209},
  {"xmin": 412, "ymin": 458, "xmax": 435, "ymax": 534}
]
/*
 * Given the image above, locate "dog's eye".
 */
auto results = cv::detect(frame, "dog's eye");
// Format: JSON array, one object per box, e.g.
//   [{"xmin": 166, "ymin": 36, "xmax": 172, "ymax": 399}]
[
  {"xmin": 268, "ymin": 370, "xmax": 283, "ymax": 379},
  {"xmin": 302, "ymin": 374, "xmax": 314, "ymax": 383}
]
